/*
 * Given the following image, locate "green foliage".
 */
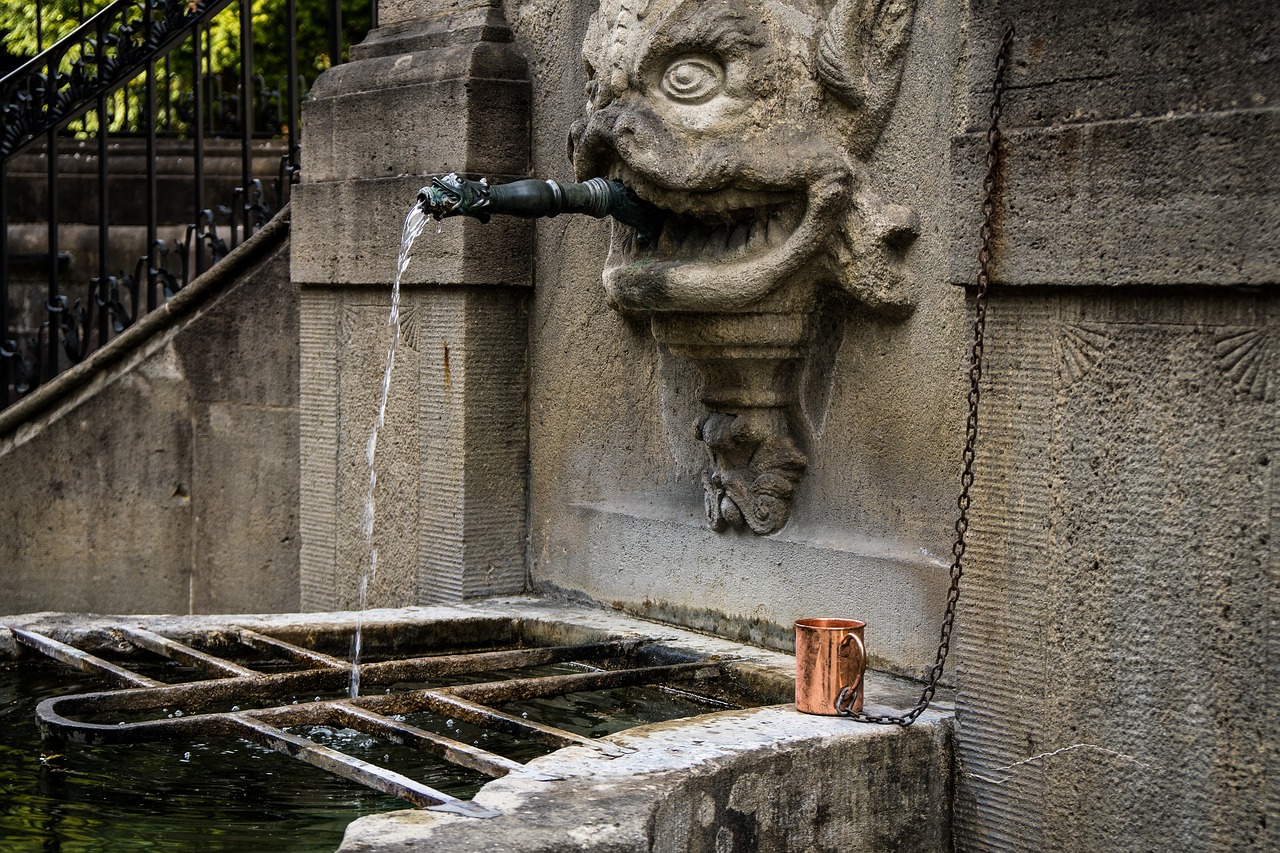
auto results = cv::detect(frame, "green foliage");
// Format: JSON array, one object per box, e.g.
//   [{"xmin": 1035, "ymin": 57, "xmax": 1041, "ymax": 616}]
[{"xmin": 0, "ymin": 0, "xmax": 372, "ymax": 135}]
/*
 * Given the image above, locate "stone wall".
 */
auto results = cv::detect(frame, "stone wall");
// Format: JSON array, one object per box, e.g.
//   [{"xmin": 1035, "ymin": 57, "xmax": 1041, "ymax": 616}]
[
  {"xmin": 0, "ymin": 214, "xmax": 300, "ymax": 615},
  {"xmin": 507, "ymin": 0, "xmax": 972, "ymax": 677},
  {"xmin": 952, "ymin": 1, "xmax": 1278, "ymax": 850}
]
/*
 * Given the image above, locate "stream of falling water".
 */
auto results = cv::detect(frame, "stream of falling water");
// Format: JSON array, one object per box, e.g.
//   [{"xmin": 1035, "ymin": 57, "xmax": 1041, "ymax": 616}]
[{"xmin": 350, "ymin": 202, "xmax": 432, "ymax": 699}]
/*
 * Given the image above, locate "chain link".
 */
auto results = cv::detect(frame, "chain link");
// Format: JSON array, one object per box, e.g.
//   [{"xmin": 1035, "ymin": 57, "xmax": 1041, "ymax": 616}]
[{"xmin": 836, "ymin": 23, "xmax": 1015, "ymax": 726}]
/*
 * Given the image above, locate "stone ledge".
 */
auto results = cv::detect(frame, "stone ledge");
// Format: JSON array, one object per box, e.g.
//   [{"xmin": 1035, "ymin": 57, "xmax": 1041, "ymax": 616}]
[{"xmin": 340, "ymin": 702, "xmax": 951, "ymax": 853}]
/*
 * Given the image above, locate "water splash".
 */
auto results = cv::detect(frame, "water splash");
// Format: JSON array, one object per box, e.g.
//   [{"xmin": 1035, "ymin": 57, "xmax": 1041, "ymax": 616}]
[{"xmin": 351, "ymin": 202, "xmax": 430, "ymax": 699}]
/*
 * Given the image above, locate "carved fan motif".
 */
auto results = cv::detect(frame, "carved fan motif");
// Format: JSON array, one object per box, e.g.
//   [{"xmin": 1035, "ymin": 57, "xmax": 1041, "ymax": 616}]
[
  {"xmin": 1212, "ymin": 327, "xmax": 1276, "ymax": 402},
  {"xmin": 398, "ymin": 306, "xmax": 421, "ymax": 352},
  {"xmin": 339, "ymin": 305, "xmax": 361, "ymax": 345},
  {"xmin": 1057, "ymin": 322, "xmax": 1111, "ymax": 385}
]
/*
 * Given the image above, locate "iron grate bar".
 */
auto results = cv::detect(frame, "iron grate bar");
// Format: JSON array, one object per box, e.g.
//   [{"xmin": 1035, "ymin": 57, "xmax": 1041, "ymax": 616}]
[
  {"xmin": 404, "ymin": 691, "xmax": 625, "ymax": 757},
  {"xmin": 232, "ymin": 716, "xmax": 497, "ymax": 817},
  {"xmin": 235, "ymin": 628, "xmax": 348, "ymax": 670},
  {"xmin": 7, "ymin": 627, "xmax": 162, "ymax": 688},
  {"xmin": 330, "ymin": 702, "xmax": 523, "ymax": 779},
  {"xmin": 352, "ymin": 639, "xmax": 645, "ymax": 683},
  {"xmin": 221, "ymin": 700, "xmax": 525, "ymax": 779},
  {"xmin": 118, "ymin": 627, "xmax": 259, "ymax": 678},
  {"xmin": 445, "ymin": 661, "xmax": 724, "ymax": 706}
]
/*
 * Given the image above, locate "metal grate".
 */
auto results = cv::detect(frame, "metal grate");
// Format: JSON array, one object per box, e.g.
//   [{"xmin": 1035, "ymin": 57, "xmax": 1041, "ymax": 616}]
[{"xmin": 8, "ymin": 625, "xmax": 726, "ymax": 817}]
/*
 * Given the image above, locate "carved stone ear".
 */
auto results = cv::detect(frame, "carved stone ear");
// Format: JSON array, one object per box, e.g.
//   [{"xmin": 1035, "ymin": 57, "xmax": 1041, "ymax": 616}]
[
  {"xmin": 832, "ymin": 189, "xmax": 920, "ymax": 314},
  {"xmin": 818, "ymin": 0, "xmax": 917, "ymax": 157}
]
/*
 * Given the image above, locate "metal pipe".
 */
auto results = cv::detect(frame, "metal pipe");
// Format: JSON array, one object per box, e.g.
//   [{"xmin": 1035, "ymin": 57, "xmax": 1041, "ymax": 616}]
[
  {"xmin": 146, "ymin": 53, "xmax": 158, "ymax": 312},
  {"xmin": 327, "ymin": 0, "xmax": 343, "ymax": 66},
  {"xmin": 192, "ymin": 21, "xmax": 206, "ymax": 276},
  {"xmin": 44, "ymin": 125, "xmax": 59, "ymax": 382},
  {"xmin": 419, "ymin": 173, "xmax": 665, "ymax": 248},
  {"xmin": 285, "ymin": 0, "xmax": 298, "ymax": 200},
  {"xmin": 97, "ymin": 90, "xmax": 109, "ymax": 350}
]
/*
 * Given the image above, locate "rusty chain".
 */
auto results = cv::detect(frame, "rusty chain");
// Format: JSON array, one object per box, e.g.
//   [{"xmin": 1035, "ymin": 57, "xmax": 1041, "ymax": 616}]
[{"xmin": 835, "ymin": 23, "xmax": 1015, "ymax": 726}]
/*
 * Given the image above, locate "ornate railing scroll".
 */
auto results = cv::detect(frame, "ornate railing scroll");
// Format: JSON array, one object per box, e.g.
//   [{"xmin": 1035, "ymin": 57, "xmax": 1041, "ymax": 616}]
[{"xmin": 0, "ymin": 0, "xmax": 372, "ymax": 410}]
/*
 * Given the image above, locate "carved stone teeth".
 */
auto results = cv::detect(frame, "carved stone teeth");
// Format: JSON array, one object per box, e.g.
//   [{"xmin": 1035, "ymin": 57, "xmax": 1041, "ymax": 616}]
[
  {"xmin": 717, "ymin": 222, "xmax": 735, "ymax": 254},
  {"xmin": 766, "ymin": 213, "xmax": 785, "ymax": 247}
]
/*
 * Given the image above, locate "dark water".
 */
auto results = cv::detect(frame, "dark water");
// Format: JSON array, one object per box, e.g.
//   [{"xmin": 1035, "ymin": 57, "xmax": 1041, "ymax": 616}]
[
  {"xmin": 0, "ymin": 659, "xmax": 739, "ymax": 852},
  {"xmin": 0, "ymin": 663, "xmax": 411, "ymax": 852}
]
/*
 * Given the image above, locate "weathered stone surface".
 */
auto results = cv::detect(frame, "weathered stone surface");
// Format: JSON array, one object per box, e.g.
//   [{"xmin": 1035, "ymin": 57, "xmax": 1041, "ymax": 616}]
[
  {"xmin": 189, "ymin": 401, "xmax": 299, "ymax": 614},
  {"xmin": 298, "ymin": 284, "xmax": 528, "ymax": 610},
  {"xmin": 956, "ymin": 293, "xmax": 1277, "ymax": 852},
  {"xmin": 1, "ymin": 367, "xmax": 194, "ymax": 614},
  {"xmin": 0, "ymin": 215, "xmax": 299, "ymax": 614},
  {"xmin": 951, "ymin": 110, "xmax": 1280, "ymax": 287},
  {"xmin": 963, "ymin": 0, "xmax": 1278, "ymax": 134},
  {"xmin": 943, "ymin": 2, "xmax": 1280, "ymax": 850},
  {"xmin": 341, "ymin": 705, "xmax": 952, "ymax": 853},
  {"xmin": 515, "ymin": 0, "xmax": 969, "ymax": 672},
  {"xmin": 532, "ymin": 507, "xmax": 950, "ymax": 677}
]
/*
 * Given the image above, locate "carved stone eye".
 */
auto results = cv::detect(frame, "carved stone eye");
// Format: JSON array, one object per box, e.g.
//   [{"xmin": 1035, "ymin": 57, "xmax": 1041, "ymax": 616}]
[{"xmin": 659, "ymin": 56, "xmax": 724, "ymax": 103}]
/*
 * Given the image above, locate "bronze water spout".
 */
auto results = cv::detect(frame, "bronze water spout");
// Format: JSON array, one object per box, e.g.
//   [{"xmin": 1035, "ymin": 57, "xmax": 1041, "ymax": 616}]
[{"xmin": 418, "ymin": 173, "xmax": 664, "ymax": 248}]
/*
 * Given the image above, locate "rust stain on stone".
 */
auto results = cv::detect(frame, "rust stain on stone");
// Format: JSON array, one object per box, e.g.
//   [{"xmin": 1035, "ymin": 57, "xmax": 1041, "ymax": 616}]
[{"xmin": 442, "ymin": 340, "xmax": 452, "ymax": 402}]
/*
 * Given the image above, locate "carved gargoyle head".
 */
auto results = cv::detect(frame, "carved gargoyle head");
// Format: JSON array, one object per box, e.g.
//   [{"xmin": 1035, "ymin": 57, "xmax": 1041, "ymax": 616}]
[{"xmin": 569, "ymin": 0, "xmax": 919, "ymax": 315}]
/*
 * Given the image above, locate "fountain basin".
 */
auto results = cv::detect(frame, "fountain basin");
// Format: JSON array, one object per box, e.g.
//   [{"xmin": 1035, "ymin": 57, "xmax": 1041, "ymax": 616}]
[{"xmin": 2, "ymin": 597, "xmax": 952, "ymax": 852}]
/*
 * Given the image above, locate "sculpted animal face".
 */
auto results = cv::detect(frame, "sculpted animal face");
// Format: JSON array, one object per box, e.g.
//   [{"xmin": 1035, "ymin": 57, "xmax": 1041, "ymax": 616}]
[{"xmin": 570, "ymin": 0, "xmax": 918, "ymax": 314}]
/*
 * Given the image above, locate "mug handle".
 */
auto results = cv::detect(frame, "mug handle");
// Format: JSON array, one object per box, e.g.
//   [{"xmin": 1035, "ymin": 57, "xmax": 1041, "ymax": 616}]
[{"xmin": 835, "ymin": 632, "xmax": 865, "ymax": 714}]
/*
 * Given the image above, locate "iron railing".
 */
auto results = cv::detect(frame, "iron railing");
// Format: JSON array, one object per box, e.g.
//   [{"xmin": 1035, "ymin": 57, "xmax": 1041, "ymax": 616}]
[{"xmin": 0, "ymin": 0, "xmax": 373, "ymax": 409}]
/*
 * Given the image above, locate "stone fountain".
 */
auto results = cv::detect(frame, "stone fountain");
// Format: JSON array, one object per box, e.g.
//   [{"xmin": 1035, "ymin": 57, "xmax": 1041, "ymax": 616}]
[{"xmin": 2, "ymin": 0, "xmax": 1276, "ymax": 850}]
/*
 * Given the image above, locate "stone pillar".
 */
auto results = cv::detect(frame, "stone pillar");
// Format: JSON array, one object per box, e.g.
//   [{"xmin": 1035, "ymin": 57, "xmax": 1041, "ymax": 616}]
[{"xmin": 291, "ymin": 0, "xmax": 531, "ymax": 609}]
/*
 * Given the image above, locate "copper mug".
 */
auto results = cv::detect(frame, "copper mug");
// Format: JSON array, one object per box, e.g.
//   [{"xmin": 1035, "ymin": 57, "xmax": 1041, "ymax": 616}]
[{"xmin": 795, "ymin": 618, "xmax": 865, "ymax": 715}]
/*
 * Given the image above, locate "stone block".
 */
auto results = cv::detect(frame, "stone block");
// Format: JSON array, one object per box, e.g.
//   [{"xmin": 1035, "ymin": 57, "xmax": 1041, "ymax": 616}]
[
  {"xmin": 375, "ymin": 0, "xmax": 503, "ymax": 31},
  {"xmin": 964, "ymin": 0, "xmax": 1279, "ymax": 133},
  {"xmin": 301, "ymin": 48, "xmax": 529, "ymax": 182},
  {"xmin": 0, "ymin": 358, "xmax": 194, "ymax": 614},
  {"xmin": 298, "ymin": 286, "xmax": 528, "ymax": 610},
  {"xmin": 955, "ymin": 290, "xmax": 1277, "ymax": 852},
  {"xmin": 951, "ymin": 110, "xmax": 1280, "ymax": 287},
  {"xmin": 290, "ymin": 177, "xmax": 534, "ymax": 287},
  {"xmin": 1, "ymin": 218, "xmax": 300, "ymax": 616},
  {"xmin": 174, "ymin": 233, "xmax": 298, "ymax": 408},
  {"xmin": 340, "ymin": 703, "xmax": 952, "ymax": 853},
  {"xmin": 190, "ymin": 401, "xmax": 300, "ymax": 614},
  {"xmin": 530, "ymin": 505, "xmax": 951, "ymax": 677}
]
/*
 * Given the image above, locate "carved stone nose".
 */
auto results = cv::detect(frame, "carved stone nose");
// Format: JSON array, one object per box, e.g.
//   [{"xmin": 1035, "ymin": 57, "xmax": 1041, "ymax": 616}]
[{"xmin": 568, "ymin": 106, "xmax": 629, "ymax": 181}]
